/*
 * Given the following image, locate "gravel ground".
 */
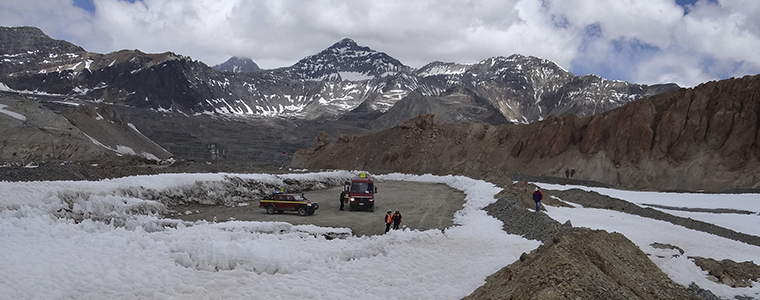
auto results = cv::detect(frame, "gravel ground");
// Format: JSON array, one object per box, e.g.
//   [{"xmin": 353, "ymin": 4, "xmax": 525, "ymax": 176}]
[{"xmin": 167, "ymin": 180, "xmax": 466, "ymax": 237}]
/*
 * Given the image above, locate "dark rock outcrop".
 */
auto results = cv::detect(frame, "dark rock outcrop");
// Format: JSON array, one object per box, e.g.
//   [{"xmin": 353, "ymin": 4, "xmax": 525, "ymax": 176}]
[
  {"xmin": 212, "ymin": 56, "xmax": 261, "ymax": 73},
  {"xmin": 0, "ymin": 26, "xmax": 85, "ymax": 75}
]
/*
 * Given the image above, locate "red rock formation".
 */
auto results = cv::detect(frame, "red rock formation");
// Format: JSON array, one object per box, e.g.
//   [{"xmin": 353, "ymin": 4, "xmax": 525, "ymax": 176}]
[
  {"xmin": 292, "ymin": 74, "xmax": 760, "ymax": 191},
  {"xmin": 513, "ymin": 114, "xmax": 574, "ymax": 160},
  {"xmin": 580, "ymin": 114, "xmax": 605, "ymax": 154},
  {"xmin": 605, "ymin": 98, "xmax": 655, "ymax": 165}
]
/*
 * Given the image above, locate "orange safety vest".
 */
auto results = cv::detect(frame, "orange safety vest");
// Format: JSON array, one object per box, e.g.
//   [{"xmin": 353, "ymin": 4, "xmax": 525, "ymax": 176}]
[{"xmin": 385, "ymin": 213, "xmax": 393, "ymax": 223}]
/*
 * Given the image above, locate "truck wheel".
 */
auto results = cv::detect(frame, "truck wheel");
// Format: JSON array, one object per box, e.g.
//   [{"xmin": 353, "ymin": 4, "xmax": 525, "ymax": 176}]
[
  {"xmin": 266, "ymin": 205, "xmax": 275, "ymax": 214},
  {"xmin": 298, "ymin": 206, "xmax": 308, "ymax": 216},
  {"xmin": 369, "ymin": 206, "xmax": 374, "ymax": 212}
]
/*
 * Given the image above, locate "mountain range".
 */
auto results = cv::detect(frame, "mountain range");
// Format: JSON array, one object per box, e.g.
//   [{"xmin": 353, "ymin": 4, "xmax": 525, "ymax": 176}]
[
  {"xmin": 3, "ymin": 25, "xmax": 760, "ymax": 300},
  {"xmin": 0, "ymin": 26, "xmax": 677, "ymax": 125},
  {"xmin": 0, "ymin": 25, "xmax": 695, "ymax": 180}
]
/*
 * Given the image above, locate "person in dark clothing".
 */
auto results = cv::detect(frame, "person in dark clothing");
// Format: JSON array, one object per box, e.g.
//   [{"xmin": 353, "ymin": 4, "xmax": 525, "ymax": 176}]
[
  {"xmin": 533, "ymin": 188, "xmax": 543, "ymax": 212},
  {"xmin": 392, "ymin": 210, "xmax": 402, "ymax": 230},
  {"xmin": 339, "ymin": 191, "xmax": 346, "ymax": 211},
  {"xmin": 384, "ymin": 210, "xmax": 393, "ymax": 233}
]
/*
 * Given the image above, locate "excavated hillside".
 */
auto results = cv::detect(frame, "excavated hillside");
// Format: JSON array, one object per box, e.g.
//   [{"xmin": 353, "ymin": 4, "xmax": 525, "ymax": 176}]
[{"xmin": 291, "ymin": 74, "xmax": 760, "ymax": 192}]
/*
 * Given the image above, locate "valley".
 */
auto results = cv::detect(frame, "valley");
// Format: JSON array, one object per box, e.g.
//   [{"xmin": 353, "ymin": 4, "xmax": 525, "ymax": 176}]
[{"xmin": 1, "ymin": 24, "xmax": 760, "ymax": 300}]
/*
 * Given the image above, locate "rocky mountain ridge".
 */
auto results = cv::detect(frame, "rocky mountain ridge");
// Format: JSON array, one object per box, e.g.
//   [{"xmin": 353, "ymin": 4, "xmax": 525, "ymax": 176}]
[
  {"xmin": 271, "ymin": 38, "xmax": 412, "ymax": 81},
  {"xmin": 291, "ymin": 74, "xmax": 760, "ymax": 192},
  {"xmin": 0, "ymin": 26, "xmax": 677, "ymax": 126}
]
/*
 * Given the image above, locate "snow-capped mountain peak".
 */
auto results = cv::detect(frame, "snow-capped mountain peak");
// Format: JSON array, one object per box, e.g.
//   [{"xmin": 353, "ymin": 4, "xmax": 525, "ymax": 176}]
[
  {"xmin": 276, "ymin": 38, "xmax": 411, "ymax": 81},
  {"xmin": 212, "ymin": 56, "xmax": 261, "ymax": 73}
]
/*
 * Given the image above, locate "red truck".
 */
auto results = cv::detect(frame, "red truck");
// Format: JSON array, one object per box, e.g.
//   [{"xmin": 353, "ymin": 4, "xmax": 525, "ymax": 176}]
[
  {"xmin": 342, "ymin": 174, "xmax": 377, "ymax": 212},
  {"xmin": 260, "ymin": 193, "xmax": 319, "ymax": 216}
]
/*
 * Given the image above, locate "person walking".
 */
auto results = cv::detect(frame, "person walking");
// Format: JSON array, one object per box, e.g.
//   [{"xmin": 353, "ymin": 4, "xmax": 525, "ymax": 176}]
[
  {"xmin": 384, "ymin": 210, "xmax": 393, "ymax": 233},
  {"xmin": 339, "ymin": 190, "xmax": 346, "ymax": 211},
  {"xmin": 392, "ymin": 210, "xmax": 402, "ymax": 230},
  {"xmin": 533, "ymin": 188, "xmax": 543, "ymax": 212}
]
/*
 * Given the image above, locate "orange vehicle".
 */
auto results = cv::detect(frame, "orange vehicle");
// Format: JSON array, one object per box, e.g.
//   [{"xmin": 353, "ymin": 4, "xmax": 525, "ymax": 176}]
[
  {"xmin": 260, "ymin": 193, "xmax": 319, "ymax": 216},
  {"xmin": 343, "ymin": 173, "xmax": 377, "ymax": 212}
]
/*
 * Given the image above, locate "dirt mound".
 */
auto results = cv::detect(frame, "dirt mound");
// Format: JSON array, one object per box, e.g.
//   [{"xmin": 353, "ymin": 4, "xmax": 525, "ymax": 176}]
[{"xmin": 464, "ymin": 227, "xmax": 700, "ymax": 300}]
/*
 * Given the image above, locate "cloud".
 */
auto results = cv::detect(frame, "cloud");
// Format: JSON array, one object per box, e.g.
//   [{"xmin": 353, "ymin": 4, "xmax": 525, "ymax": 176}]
[
  {"xmin": 0, "ymin": 0, "xmax": 759, "ymax": 87},
  {"xmin": 0, "ymin": 0, "xmax": 96, "ymax": 43}
]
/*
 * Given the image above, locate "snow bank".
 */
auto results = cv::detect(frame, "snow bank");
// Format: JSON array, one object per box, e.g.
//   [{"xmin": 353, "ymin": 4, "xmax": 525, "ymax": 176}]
[{"xmin": 0, "ymin": 171, "xmax": 539, "ymax": 300}]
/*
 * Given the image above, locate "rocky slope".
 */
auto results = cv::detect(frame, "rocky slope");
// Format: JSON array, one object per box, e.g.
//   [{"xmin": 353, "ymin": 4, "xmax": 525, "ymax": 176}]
[
  {"xmin": 0, "ymin": 92, "xmax": 107, "ymax": 163},
  {"xmin": 0, "ymin": 91, "xmax": 172, "ymax": 165},
  {"xmin": 291, "ymin": 74, "xmax": 760, "ymax": 192}
]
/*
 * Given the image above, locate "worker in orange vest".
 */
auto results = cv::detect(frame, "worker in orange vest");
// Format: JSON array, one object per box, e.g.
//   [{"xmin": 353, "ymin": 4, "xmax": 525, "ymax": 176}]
[{"xmin": 384, "ymin": 210, "xmax": 393, "ymax": 233}]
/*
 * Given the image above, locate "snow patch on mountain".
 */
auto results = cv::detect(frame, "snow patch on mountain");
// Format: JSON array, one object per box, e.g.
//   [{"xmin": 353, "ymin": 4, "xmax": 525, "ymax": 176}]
[
  {"xmin": 0, "ymin": 104, "xmax": 26, "ymax": 121},
  {"xmin": 417, "ymin": 63, "xmax": 469, "ymax": 77},
  {"xmin": 0, "ymin": 82, "xmax": 13, "ymax": 92},
  {"xmin": 338, "ymin": 71, "xmax": 374, "ymax": 81}
]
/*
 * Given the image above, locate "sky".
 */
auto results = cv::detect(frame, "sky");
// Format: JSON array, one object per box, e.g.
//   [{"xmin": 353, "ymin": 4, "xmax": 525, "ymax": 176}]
[
  {"xmin": 0, "ymin": 170, "xmax": 758, "ymax": 299},
  {"xmin": 0, "ymin": 0, "xmax": 758, "ymax": 87}
]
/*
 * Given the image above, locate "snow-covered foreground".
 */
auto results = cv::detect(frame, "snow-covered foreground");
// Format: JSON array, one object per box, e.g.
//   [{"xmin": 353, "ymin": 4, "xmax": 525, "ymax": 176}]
[
  {"xmin": 0, "ymin": 171, "xmax": 539, "ymax": 300},
  {"xmin": 0, "ymin": 172, "xmax": 758, "ymax": 299}
]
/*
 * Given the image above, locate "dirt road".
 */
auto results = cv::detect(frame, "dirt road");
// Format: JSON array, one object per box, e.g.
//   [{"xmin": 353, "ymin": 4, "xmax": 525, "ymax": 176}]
[{"xmin": 168, "ymin": 180, "xmax": 466, "ymax": 236}]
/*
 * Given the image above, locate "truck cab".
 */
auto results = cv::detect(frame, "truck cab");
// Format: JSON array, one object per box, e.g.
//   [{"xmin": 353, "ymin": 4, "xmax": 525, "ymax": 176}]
[{"xmin": 344, "ymin": 173, "xmax": 376, "ymax": 212}]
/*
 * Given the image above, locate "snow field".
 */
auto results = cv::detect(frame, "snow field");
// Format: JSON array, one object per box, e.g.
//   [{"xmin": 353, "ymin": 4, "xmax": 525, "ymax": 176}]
[
  {"xmin": 1, "ymin": 172, "xmax": 758, "ymax": 299},
  {"xmin": 0, "ymin": 171, "xmax": 539, "ymax": 299}
]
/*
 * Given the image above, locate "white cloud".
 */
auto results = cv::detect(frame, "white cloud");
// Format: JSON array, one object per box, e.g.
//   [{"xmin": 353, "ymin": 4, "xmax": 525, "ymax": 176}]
[
  {"xmin": 0, "ymin": 0, "xmax": 759, "ymax": 87},
  {"xmin": 0, "ymin": 0, "xmax": 98, "ymax": 45}
]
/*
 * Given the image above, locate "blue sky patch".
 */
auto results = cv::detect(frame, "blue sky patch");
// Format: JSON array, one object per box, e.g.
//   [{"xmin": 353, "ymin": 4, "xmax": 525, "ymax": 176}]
[
  {"xmin": 73, "ymin": 0, "xmax": 140, "ymax": 13},
  {"xmin": 676, "ymin": 0, "xmax": 719, "ymax": 15},
  {"xmin": 73, "ymin": 0, "xmax": 95, "ymax": 13}
]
